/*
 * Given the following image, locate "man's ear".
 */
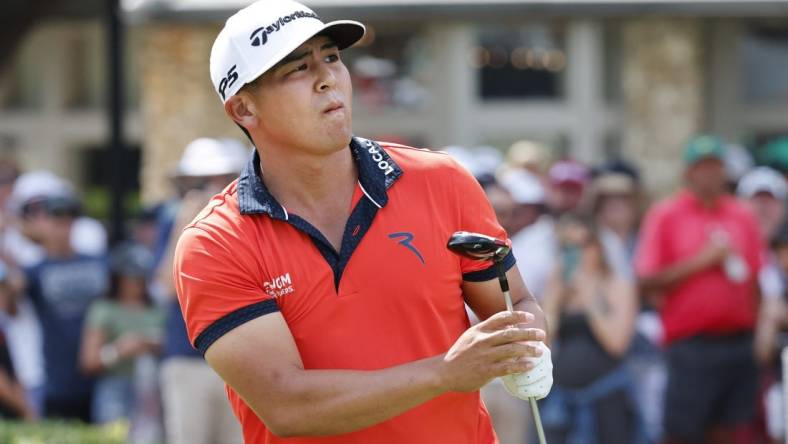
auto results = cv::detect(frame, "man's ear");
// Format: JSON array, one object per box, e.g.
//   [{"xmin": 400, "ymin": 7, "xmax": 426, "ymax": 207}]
[{"xmin": 224, "ymin": 94, "xmax": 257, "ymax": 130}]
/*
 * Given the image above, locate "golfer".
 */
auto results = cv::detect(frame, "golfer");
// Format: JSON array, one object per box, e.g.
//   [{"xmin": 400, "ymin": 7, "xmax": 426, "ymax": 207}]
[{"xmin": 173, "ymin": 1, "xmax": 552, "ymax": 442}]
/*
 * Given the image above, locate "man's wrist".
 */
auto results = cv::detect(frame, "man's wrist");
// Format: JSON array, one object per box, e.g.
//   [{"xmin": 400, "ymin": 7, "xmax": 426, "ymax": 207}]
[{"xmin": 425, "ymin": 354, "xmax": 452, "ymax": 395}]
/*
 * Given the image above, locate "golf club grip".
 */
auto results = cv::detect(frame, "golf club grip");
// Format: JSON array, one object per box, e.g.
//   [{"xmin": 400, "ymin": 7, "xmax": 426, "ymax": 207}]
[{"xmin": 496, "ymin": 263, "xmax": 509, "ymax": 292}]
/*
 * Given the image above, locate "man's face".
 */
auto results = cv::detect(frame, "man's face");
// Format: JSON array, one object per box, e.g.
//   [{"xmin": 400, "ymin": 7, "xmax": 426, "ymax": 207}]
[
  {"xmin": 598, "ymin": 194, "xmax": 637, "ymax": 232},
  {"xmin": 686, "ymin": 157, "xmax": 726, "ymax": 196},
  {"xmin": 243, "ymin": 36, "xmax": 353, "ymax": 155},
  {"xmin": 745, "ymin": 192, "xmax": 785, "ymax": 239},
  {"xmin": 21, "ymin": 207, "xmax": 73, "ymax": 245},
  {"xmin": 550, "ymin": 182, "xmax": 584, "ymax": 213}
]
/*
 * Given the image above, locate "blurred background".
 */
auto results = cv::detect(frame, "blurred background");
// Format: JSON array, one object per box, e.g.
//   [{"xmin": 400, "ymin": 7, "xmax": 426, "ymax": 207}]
[
  {"xmin": 0, "ymin": 0, "xmax": 787, "ymax": 443},
  {"xmin": 2, "ymin": 0, "xmax": 788, "ymax": 207}
]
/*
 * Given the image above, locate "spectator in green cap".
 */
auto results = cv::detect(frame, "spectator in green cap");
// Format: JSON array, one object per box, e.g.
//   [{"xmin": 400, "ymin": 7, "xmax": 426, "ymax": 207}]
[
  {"xmin": 683, "ymin": 134, "xmax": 726, "ymax": 166},
  {"xmin": 680, "ymin": 134, "xmax": 728, "ymax": 207}
]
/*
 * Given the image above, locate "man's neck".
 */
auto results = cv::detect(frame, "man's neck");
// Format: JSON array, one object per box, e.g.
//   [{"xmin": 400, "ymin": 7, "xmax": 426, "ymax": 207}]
[
  {"xmin": 256, "ymin": 141, "xmax": 357, "ymax": 213},
  {"xmin": 688, "ymin": 187, "xmax": 723, "ymax": 208}
]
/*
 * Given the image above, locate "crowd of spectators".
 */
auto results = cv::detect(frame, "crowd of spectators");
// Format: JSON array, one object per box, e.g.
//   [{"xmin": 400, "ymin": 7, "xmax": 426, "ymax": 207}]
[
  {"xmin": 0, "ymin": 138, "xmax": 250, "ymax": 444},
  {"xmin": 459, "ymin": 135, "xmax": 788, "ymax": 444}
]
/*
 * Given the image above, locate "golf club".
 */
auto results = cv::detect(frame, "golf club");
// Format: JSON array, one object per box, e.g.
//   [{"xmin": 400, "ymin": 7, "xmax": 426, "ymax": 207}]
[{"xmin": 447, "ymin": 231, "xmax": 547, "ymax": 444}]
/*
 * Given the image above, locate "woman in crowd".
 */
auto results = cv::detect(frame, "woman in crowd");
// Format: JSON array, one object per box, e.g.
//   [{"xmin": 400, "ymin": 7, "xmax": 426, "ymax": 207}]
[
  {"xmin": 80, "ymin": 243, "xmax": 163, "ymax": 425},
  {"xmin": 540, "ymin": 213, "xmax": 643, "ymax": 444}
]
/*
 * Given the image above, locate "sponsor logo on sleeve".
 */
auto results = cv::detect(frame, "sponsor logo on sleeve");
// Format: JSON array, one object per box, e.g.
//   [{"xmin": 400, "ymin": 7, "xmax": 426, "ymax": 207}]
[{"xmin": 264, "ymin": 272, "xmax": 295, "ymax": 297}]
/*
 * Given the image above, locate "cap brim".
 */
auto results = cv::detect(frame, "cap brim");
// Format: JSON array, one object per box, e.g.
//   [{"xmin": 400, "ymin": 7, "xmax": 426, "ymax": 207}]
[
  {"xmin": 318, "ymin": 20, "xmax": 366, "ymax": 51},
  {"xmin": 686, "ymin": 153, "xmax": 723, "ymax": 166}
]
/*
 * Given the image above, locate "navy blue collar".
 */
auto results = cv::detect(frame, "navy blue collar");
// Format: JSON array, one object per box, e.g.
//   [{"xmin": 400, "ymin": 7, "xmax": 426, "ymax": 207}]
[{"xmin": 237, "ymin": 137, "xmax": 403, "ymax": 218}]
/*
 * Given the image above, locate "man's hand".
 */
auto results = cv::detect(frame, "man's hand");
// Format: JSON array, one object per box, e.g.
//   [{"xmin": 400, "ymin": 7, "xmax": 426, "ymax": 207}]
[
  {"xmin": 640, "ymin": 234, "xmax": 733, "ymax": 293},
  {"xmin": 694, "ymin": 236, "xmax": 731, "ymax": 270},
  {"xmin": 440, "ymin": 311, "xmax": 546, "ymax": 393},
  {"xmin": 115, "ymin": 333, "xmax": 156, "ymax": 359},
  {"xmin": 501, "ymin": 341, "xmax": 553, "ymax": 400}
]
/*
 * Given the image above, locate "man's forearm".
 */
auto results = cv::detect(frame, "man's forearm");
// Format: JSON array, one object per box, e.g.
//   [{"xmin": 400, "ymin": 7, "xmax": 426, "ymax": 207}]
[
  {"xmin": 207, "ymin": 310, "xmax": 538, "ymax": 438},
  {"xmin": 639, "ymin": 255, "xmax": 708, "ymax": 293},
  {"xmin": 251, "ymin": 355, "xmax": 447, "ymax": 437}
]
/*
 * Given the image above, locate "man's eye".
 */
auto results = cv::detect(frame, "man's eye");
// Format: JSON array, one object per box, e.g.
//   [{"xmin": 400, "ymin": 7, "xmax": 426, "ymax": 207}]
[
  {"xmin": 325, "ymin": 54, "xmax": 339, "ymax": 63},
  {"xmin": 289, "ymin": 64, "xmax": 308, "ymax": 74}
]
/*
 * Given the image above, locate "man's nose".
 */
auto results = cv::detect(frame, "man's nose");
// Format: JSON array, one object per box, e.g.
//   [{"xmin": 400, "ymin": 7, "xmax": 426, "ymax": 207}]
[{"xmin": 315, "ymin": 63, "xmax": 337, "ymax": 92}]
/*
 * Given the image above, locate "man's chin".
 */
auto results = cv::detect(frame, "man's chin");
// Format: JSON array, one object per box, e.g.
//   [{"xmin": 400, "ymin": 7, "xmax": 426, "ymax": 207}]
[{"xmin": 326, "ymin": 128, "xmax": 353, "ymax": 149}]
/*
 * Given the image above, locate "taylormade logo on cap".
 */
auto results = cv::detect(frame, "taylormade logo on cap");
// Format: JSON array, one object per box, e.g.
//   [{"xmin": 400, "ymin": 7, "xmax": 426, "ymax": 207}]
[
  {"xmin": 209, "ymin": 0, "xmax": 365, "ymax": 104},
  {"xmin": 250, "ymin": 10, "xmax": 321, "ymax": 47}
]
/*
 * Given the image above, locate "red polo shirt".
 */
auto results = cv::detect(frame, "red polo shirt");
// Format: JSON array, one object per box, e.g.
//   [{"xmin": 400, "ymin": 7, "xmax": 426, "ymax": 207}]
[
  {"xmin": 174, "ymin": 138, "xmax": 514, "ymax": 444},
  {"xmin": 635, "ymin": 190, "xmax": 764, "ymax": 345}
]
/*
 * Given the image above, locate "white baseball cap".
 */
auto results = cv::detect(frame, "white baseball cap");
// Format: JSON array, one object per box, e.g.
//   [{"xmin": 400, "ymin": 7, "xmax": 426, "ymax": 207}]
[
  {"xmin": 210, "ymin": 0, "xmax": 366, "ymax": 103},
  {"xmin": 8, "ymin": 170, "xmax": 75, "ymax": 215},
  {"xmin": 736, "ymin": 166, "xmax": 788, "ymax": 200},
  {"xmin": 500, "ymin": 169, "xmax": 546, "ymax": 205},
  {"xmin": 174, "ymin": 138, "xmax": 252, "ymax": 178}
]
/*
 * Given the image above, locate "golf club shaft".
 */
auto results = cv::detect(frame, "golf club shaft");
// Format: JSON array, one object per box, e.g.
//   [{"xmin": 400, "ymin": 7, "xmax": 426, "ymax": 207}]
[
  {"xmin": 498, "ymin": 268, "xmax": 547, "ymax": 444},
  {"xmin": 502, "ymin": 288, "xmax": 547, "ymax": 444},
  {"xmin": 531, "ymin": 397, "xmax": 547, "ymax": 444}
]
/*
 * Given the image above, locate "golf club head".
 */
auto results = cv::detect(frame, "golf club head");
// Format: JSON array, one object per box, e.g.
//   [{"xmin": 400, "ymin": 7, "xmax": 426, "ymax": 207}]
[{"xmin": 447, "ymin": 231, "xmax": 511, "ymax": 262}]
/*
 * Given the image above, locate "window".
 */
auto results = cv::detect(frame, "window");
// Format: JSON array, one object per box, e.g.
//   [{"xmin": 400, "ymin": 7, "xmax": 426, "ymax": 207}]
[
  {"xmin": 740, "ymin": 24, "xmax": 788, "ymax": 104},
  {"xmin": 473, "ymin": 23, "xmax": 567, "ymax": 101},
  {"xmin": 0, "ymin": 31, "xmax": 44, "ymax": 110}
]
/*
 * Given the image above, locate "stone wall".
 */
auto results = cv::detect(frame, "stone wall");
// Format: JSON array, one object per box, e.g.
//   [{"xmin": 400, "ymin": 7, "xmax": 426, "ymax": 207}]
[
  {"xmin": 621, "ymin": 19, "xmax": 704, "ymax": 197},
  {"xmin": 137, "ymin": 23, "xmax": 239, "ymax": 203}
]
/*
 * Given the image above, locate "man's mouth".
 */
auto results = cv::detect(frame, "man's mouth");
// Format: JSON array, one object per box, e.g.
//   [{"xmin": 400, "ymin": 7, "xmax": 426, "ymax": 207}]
[{"xmin": 324, "ymin": 102, "xmax": 345, "ymax": 114}]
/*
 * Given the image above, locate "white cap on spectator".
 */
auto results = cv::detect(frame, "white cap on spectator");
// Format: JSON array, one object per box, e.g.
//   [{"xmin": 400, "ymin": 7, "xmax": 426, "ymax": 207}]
[
  {"xmin": 474, "ymin": 146, "xmax": 504, "ymax": 178},
  {"xmin": 737, "ymin": 166, "xmax": 788, "ymax": 200},
  {"xmin": 500, "ymin": 169, "xmax": 546, "ymax": 205},
  {"xmin": 8, "ymin": 170, "xmax": 74, "ymax": 215},
  {"xmin": 444, "ymin": 146, "xmax": 503, "ymax": 179},
  {"xmin": 174, "ymin": 138, "xmax": 251, "ymax": 178}
]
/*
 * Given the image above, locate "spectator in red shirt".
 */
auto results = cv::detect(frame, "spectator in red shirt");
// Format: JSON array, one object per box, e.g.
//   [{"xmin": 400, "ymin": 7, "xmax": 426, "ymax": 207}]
[{"xmin": 635, "ymin": 135, "xmax": 764, "ymax": 444}]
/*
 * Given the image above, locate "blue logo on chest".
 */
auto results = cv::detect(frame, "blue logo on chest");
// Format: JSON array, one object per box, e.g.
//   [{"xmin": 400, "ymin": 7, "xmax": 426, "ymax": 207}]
[{"xmin": 388, "ymin": 232, "xmax": 425, "ymax": 265}]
